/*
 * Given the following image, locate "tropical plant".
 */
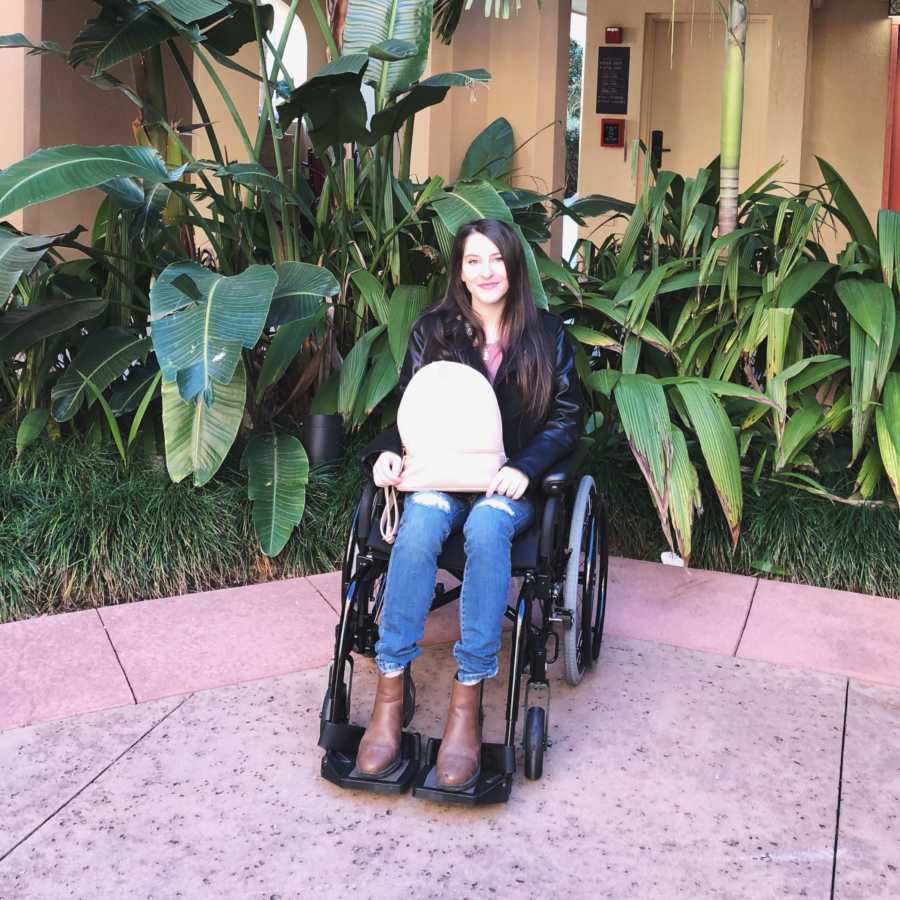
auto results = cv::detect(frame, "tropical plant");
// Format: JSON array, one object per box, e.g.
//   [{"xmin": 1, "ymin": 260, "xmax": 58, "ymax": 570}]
[
  {"xmin": 559, "ymin": 149, "xmax": 900, "ymax": 563},
  {"xmin": 2, "ymin": 0, "xmax": 597, "ymax": 558}
]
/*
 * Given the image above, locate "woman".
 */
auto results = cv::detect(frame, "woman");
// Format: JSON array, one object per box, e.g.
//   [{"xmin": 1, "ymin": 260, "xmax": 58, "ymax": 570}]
[{"xmin": 357, "ymin": 218, "xmax": 584, "ymax": 790}]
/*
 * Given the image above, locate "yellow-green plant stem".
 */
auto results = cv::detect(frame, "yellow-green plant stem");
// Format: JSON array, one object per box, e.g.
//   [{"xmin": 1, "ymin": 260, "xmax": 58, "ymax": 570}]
[{"xmin": 719, "ymin": 0, "xmax": 748, "ymax": 236}]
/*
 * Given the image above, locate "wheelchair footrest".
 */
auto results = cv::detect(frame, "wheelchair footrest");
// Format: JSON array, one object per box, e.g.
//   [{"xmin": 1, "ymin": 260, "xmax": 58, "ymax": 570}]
[
  {"xmin": 320, "ymin": 723, "xmax": 421, "ymax": 795},
  {"xmin": 412, "ymin": 738, "xmax": 515, "ymax": 806}
]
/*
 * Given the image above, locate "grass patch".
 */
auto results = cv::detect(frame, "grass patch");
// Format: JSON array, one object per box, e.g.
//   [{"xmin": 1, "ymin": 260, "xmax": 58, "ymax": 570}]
[
  {"xmin": 0, "ymin": 427, "xmax": 367, "ymax": 623},
  {"xmin": 2, "ymin": 429, "xmax": 897, "ymax": 623}
]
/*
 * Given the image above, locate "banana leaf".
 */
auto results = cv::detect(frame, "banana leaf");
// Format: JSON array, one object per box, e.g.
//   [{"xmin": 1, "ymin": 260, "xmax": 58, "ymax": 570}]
[
  {"xmin": 267, "ymin": 262, "xmax": 340, "ymax": 328},
  {"xmin": 342, "ymin": 0, "xmax": 432, "ymax": 96},
  {"xmin": 458, "ymin": 117, "xmax": 513, "ymax": 182},
  {"xmin": 51, "ymin": 328, "xmax": 152, "ymax": 422},
  {"xmin": 0, "ymin": 297, "xmax": 108, "ymax": 360},
  {"xmin": 243, "ymin": 433, "xmax": 310, "ymax": 557},
  {"xmin": 0, "ymin": 228, "xmax": 60, "ymax": 300},
  {"xmin": 69, "ymin": 3, "xmax": 175, "ymax": 73},
  {"xmin": 149, "ymin": 262, "xmax": 277, "ymax": 404},
  {"xmin": 161, "ymin": 360, "xmax": 246, "ymax": 486},
  {"xmin": 0, "ymin": 145, "xmax": 171, "ymax": 220}
]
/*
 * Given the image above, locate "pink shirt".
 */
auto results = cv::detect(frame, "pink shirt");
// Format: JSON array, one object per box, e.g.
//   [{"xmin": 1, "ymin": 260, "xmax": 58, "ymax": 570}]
[{"xmin": 482, "ymin": 340, "xmax": 503, "ymax": 383}]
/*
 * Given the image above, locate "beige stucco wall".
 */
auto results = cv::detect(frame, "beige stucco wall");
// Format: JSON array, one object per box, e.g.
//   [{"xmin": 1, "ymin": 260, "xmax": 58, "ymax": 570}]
[
  {"xmin": 579, "ymin": 0, "xmax": 812, "ymax": 206},
  {"xmin": 412, "ymin": 1, "xmax": 572, "ymax": 253},
  {"xmin": 0, "ymin": 0, "xmax": 42, "ymax": 233},
  {"xmin": 801, "ymin": 0, "xmax": 890, "ymax": 247},
  {"xmin": 0, "ymin": 0, "xmax": 193, "ymax": 238}
]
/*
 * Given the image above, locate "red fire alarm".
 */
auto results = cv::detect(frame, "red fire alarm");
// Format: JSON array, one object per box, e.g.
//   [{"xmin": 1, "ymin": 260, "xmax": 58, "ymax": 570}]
[
  {"xmin": 605, "ymin": 27, "xmax": 623, "ymax": 44},
  {"xmin": 601, "ymin": 119, "xmax": 625, "ymax": 148}
]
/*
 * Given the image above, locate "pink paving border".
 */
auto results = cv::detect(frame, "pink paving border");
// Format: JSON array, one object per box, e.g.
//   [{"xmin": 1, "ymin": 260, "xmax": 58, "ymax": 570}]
[{"xmin": 1, "ymin": 558, "xmax": 898, "ymax": 733}]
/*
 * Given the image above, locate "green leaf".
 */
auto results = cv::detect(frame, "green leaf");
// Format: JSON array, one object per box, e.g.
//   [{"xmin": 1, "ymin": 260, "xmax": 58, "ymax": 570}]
[
  {"xmin": 854, "ymin": 442, "xmax": 882, "ymax": 500},
  {"xmin": 388, "ymin": 285, "xmax": 430, "ymax": 366},
  {"xmin": 458, "ymin": 117, "xmax": 513, "ymax": 182},
  {"xmin": 243, "ymin": 433, "xmax": 310, "ymax": 557},
  {"xmin": 0, "ymin": 145, "xmax": 170, "ymax": 220},
  {"xmin": 535, "ymin": 246, "xmax": 580, "ymax": 297},
  {"xmin": 876, "ymin": 372, "xmax": 900, "ymax": 507},
  {"xmin": 351, "ymin": 270, "xmax": 390, "ymax": 325},
  {"xmin": 766, "ymin": 308, "xmax": 793, "ymax": 380},
  {"xmin": 80, "ymin": 371, "xmax": 127, "ymax": 465},
  {"xmin": 151, "ymin": 0, "xmax": 229, "ymax": 25},
  {"xmin": 15, "ymin": 408, "xmax": 50, "ymax": 457},
  {"xmin": 0, "ymin": 228, "xmax": 57, "ymax": 299},
  {"xmin": 268, "ymin": 261, "xmax": 339, "ymax": 327},
  {"xmin": 676, "ymin": 381, "xmax": 743, "ymax": 546},
  {"xmin": 69, "ymin": 4, "xmax": 175, "ymax": 73},
  {"xmin": 202, "ymin": 1, "xmax": 274, "ymax": 56},
  {"xmin": 149, "ymin": 262, "xmax": 277, "ymax": 403},
  {"xmin": 256, "ymin": 313, "xmax": 321, "ymax": 400},
  {"xmin": 0, "ymin": 297, "xmax": 108, "ymax": 360},
  {"xmin": 368, "ymin": 74, "xmax": 490, "ymax": 138},
  {"xmin": 51, "ymin": 328, "xmax": 152, "ymax": 422},
  {"xmin": 614, "ymin": 374, "xmax": 673, "ymax": 544},
  {"xmin": 338, "ymin": 325, "xmax": 385, "ymax": 417},
  {"xmin": 878, "ymin": 208, "xmax": 900, "ymax": 291},
  {"xmin": 277, "ymin": 56, "xmax": 373, "ymax": 154},
  {"xmin": 161, "ymin": 360, "xmax": 246, "ymax": 486},
  {"xmin": 364, "ymin": 342, "xmax": 402, "ymax": 414},
  {"xmin": 668, "ymin": 424, "xmax": 702, "ymax": 563},
  {"xmin": 566, "ymin": 324, "xmax": 620, "ymax": 350},
  {"xmin": 817, "ymin": 157, "xmax": 877, "ymax": 249},
  {"xmin": 777, "ymin": 400, "xmax": 825, "ymax": 470},
  {"xmin": 109, "ymin": 365, "xmax": 161, "ymax": 415},
  {"xmin": 835, "ymin": 279, "xmax": 890, "ymax": 344},
  {"xmin": 367, "ymin": 38, "xmax": 418, "ymax": 60},
  {"xmin": 562, "ymin": 194, "xmax": 635, "ymax": 223},
  {"xmin": 431, "ymin": 180, "xmax": 514, "ymax": 232},
  {"xmin": 776, "ymin": 261, "xmax": 833, "ymax": 309},
  {"xmin": 127, "ymin": 370, "xmax": 163, "ymax": 449},
  {"xmin": 342, "ymin": 0, "xmax": 432, "ymax": 95},
  {"xmin": 0, "ymin": 33, "xmax": 65, "ymax": 55}
]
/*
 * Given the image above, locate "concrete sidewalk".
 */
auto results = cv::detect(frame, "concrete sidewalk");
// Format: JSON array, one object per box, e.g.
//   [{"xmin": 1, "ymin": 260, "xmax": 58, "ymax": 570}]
[{"xmin": 1, "ymin": 559, "xmax": 899, "ymax": 898}]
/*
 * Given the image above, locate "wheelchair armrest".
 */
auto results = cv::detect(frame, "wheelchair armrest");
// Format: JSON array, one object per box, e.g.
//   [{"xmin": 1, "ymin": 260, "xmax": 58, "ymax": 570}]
[
  {"xmin": 541, "ymin": 438, "xmax": 591, "ymax": 496},
  {"xmin": 355, "ymin": 478, "xmax": 378, "ymax": 544}
]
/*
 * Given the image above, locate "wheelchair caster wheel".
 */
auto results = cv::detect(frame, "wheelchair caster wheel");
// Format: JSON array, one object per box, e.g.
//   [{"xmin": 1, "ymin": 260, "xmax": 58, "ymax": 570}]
[{"xmin": 523, "ymin": 706, "xmax": 546, "ymax": 780}]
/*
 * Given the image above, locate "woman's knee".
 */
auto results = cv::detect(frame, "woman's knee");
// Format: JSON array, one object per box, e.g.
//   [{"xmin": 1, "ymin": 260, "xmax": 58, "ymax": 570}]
[
  {"xmin": 463, "ymin": 497, "xmax": 518, "ymax": 550},
  {"xmin": 395, "ymin": 491, "xmax": 455, "ymax": 552}
]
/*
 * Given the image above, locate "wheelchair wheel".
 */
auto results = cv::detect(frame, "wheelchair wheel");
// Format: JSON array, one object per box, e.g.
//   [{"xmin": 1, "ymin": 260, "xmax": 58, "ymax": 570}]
[
  {"xmin": 523, "ymin": 706, "xmax": 546, "ymax": 780},
  {"xmin": 592, "ymin": 494, "xmax": 609, "ymax": 661},
  {"xmin": 561, "ymin": 475, "xmax": 601, "ymax": 686}
]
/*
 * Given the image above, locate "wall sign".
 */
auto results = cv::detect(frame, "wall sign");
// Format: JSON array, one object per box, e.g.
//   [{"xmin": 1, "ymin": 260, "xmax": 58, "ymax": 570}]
[
  {"xmin": 596, "ymin": 46, "xmax": 630, "ymax": 116},
  {"xmin": 601, "ymin": 118, "xmax": 625, "ymax": 148}
]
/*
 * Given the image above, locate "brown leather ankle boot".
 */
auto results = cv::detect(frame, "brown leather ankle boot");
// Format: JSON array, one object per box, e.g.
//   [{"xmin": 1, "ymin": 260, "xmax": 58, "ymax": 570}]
[
  {"xmin": 436, "ymin": 677, "xmax": 483, "ymax": 789},
  {"xmin": 356, "ymin": 673, "xmax": 404, "ymax": 776}
]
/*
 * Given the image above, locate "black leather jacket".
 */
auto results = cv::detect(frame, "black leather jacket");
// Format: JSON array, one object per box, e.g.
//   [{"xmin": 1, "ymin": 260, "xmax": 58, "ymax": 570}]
[{"xmin": 360, "ymin": 310, "xmax": 585, "ymax": 495}]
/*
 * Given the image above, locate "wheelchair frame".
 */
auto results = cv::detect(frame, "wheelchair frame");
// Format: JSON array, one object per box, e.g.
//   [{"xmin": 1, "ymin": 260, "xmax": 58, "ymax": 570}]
[{"xmin": 318, "ymin": 445, "xmax": 609, "ymax": 806}]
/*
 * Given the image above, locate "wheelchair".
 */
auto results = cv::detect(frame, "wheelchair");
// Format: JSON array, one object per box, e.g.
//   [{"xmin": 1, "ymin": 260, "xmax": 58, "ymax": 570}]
[{"xmin": 318, "ymin": 439, "xmax": 609, "ymax": 806}]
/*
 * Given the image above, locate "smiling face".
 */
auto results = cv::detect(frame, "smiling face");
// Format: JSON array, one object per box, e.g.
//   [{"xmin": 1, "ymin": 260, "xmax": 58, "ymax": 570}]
[{"xmin": 459, "ymin": 231, "xmax": 509, "ymax": 311}]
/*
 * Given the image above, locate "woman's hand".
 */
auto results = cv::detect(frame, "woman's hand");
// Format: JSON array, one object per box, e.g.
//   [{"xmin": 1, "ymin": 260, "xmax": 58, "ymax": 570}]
[
  {"xmin": 373, "ymin": 451, "xmax": 403, "ymax": 487},
  {"xmin": 486, "ymin": 466, "xmax": 530, "ymax": 500}
]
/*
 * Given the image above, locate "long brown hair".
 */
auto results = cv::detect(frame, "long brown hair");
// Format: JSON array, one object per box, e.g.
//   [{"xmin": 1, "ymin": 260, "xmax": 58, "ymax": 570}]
[{"xmin": 418, "ymin": 219, "xmax": 554, "ymax": 421}]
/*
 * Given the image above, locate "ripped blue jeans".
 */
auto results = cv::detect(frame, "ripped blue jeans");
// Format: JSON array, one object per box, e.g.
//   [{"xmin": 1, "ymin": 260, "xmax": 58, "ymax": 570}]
[{"xmin": 375, "ymin": 491, "xmax": 535, "ymax": 684}]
